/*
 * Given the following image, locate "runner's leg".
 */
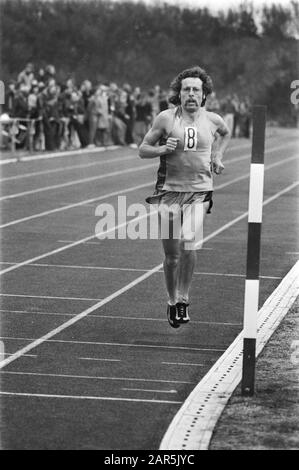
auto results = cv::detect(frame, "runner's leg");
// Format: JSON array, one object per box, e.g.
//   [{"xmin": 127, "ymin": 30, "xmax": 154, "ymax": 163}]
[
  {"xmin": 177, "ymin": 200, "xmax": 209, "ymax": 302},
  {"xmin": 159, "ymin": 206, "xmax": 181, "ymax": 305}
]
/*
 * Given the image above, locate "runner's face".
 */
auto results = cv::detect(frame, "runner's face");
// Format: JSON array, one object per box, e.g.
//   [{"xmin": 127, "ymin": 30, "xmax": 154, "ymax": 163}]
[{"xmin": 180, "ymin": 77, "xmax": 203, "ymax": 112}]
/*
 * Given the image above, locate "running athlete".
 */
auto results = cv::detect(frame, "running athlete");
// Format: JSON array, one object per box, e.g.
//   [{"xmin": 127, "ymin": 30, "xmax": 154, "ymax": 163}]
[{"xmin": 139, "ymin": 66, "xmax": 230, "ymax": 328}]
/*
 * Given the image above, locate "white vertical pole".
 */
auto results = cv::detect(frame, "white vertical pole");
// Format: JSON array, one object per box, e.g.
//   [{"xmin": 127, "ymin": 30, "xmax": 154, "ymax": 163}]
[{"xmin": 241, "ymin": 105, "xmax": 266, "ymax": 396}]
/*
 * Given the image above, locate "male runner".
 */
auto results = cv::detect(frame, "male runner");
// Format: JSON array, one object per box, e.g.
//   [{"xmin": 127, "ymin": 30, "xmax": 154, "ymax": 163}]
[{"xmin": 139, "ymin": 66, "xmax": 230, "ymax": 328}]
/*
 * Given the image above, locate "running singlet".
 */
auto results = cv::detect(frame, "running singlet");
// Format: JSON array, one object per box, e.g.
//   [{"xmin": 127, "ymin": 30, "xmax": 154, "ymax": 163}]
[{"xmin": 155, "ymin": 107, "xmax": 218, "ymax": 192}]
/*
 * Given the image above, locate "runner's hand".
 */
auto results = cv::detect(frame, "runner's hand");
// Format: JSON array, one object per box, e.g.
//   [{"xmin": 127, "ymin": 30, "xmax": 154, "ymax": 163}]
[
  {"xmin": 164, "ymin": 138, "xmax": 179, "ymax": 154},
  {"xmin": 212, "ymin": 152, "xmax": 225, "ymax": 174}
]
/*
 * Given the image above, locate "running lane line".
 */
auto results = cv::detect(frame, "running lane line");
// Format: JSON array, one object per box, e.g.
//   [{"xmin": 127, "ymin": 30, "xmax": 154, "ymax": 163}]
[
  {"xmin": 0, "ymin": 154, "xmax": 297, "ymax": 277},
  {"xmin": 0, "ymin": 263, "xmax": 283, "ymax": 279},
  {"xmin": 0, "ymin": 182, "xmax": 152, "ymax": 229},
  {"xmin": 0, "ymin": 140, "xmax": 251, "ymax": 166},
  {"xmin": 0, "ymin": 336, "xmax": 225, "ymax": 353},
  {"xmin": 0, "ymin": 145, "xmax": 121, "ymax": 165},
  {"xmin": 0, "ymin": 162, "xmax": 156, "ymax": 201},
  {"xmin": 0, "ymin": 142, "xmax": 294, "ymax": 201},
  {"xmin": 0, "ymin": 154, "xmax": 136, "ymax": 182},
  {"xmin": 0, "ymin": 141, "xmax": 251, "ymax": 182},
  {"xmin": 0, "ymin": 370, "xmax": 193, "ymax": 384},
  {"xmin": 0, "ymin": 180, "xmax": 297, "ymax": 369},
  {"xmin": 0, "ymin": 310, "xmax": 242, "ymax": 326},
  {"xmin": 0, "ymin": 391, "xmax": 182, "ymax": 405},
  {"xmin": 0, "ymin": 149, "xmax": 297, "ymax": 229}
]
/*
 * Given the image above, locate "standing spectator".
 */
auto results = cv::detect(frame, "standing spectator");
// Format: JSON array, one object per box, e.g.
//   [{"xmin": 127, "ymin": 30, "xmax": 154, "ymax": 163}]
[
  {"xmin": 59, "ymin": 82, "xmax": 75, "ymax": 149},
  {"xmin": 109, "ymin": 84, "xmax": 127, "ymax": 146},
  {"xmin": 40, "ymin": 82, "xmax": 61, "ymax": 150},
  {"xmin": 4, "ymin": 81, "xmax": 16, "ymax": 116},
  {"xmin": 17, "ymin": 62, "xmax": 35, "ymax": 89},
  {"xmin": 96, "ymin": 85, "xmax": 110, "ymax": 146},
  {"xmin": 80, "ymin": 80, "xmax": 93, "ymax": 112},
  {"xmin": 231, "ymin": 94, "xmax": 240, "ymax": 138},
  {"xmin": 147, "ymin": 89, "xmax": 156, "ymax": 121},
  {"xmin": 151, "ymin": 85, "xmax": 161, "ymax": 118},
  {"xmin": 44, "ymin": 64, "xmax": 56, "ymax": 85},
  {"xmin": 13, "ymin": 84, "xmax": 29, "ymax": 118},
  {"xmin": 159, "ymin": 90, "xmax": 169, "ymax": 112},
  {"xmin": 28, "ymin": 81, "xmax": 40, "ymax": 118},
  {"xmin": 67, "ymin": 90, "xmax": 86, "ymax": 148},
  {"xmin": 86, "ymin": 87, "xmax": 103, "ymax": 147},
  {"xmin": 37, "ymin": 67, "xmax": 46, "ymax": 85},
  {"xmin": 206, "ymin": 91, "xmax": 220, "ymax": 113},
  {"xmin": 221, "ymin": 95, "xmax": 235, "ymax": 136},
  {"xmin": 123, "ymin": 83, "xmax": 135, "ymax": 145},
  {"xmin": 133, "ymin": 87, "xmax": 141, "ymax": 99},
  {"xmin": 28, "ymin": 81, "xmax": 42, "ymax": 150},
  {"xmin": 238, "ymin": 101, "xmax": 251, "ymax": 138},
  {"xmin": 133, "ymin": 92, "xmax": 153, "ymax": 145},
  {"xmin": 11, "ymin": 84, "xmax": 29, "ymax": 148}
]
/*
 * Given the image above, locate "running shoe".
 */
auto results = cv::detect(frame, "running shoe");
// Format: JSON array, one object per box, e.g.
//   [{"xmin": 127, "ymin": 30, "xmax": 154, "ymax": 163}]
[
  {"xmin": 176, "ymin": 302, "xmax": 190, "ymax": 324},
  {"xmin": 167, "ymin": 304, "xmax": 180, "ymax": 328}
]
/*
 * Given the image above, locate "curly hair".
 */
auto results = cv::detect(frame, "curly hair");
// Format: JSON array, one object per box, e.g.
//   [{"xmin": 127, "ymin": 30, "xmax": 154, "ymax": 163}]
[{"xmin": 168, "ymin": 66, "xmax": 213, "ymax": 107}]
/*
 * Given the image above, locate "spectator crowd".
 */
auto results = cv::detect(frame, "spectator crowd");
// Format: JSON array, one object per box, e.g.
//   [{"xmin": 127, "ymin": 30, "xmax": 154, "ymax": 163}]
[{"xmin": 0, "ymin": 62, "xmax": 251, "ymax": 152}]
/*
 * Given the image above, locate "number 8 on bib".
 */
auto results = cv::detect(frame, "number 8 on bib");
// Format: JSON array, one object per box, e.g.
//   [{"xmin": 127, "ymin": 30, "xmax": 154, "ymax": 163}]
[{"xmin": 184, "ymin": 126, "xmax": 197, "ymax": 151}]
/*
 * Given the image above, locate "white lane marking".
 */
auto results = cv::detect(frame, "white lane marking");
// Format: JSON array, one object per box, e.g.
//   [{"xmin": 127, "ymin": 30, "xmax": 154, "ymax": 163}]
[
  {"xmin": 2, "ymin": 154, "xmax": 298, "ymax": 278},
  {"xmin": 0, "ymin": 391, "xmax": 182, "ymax": 404},
  {"xmin": 193, "ymin": 272, "xmax": 282, "ymax": 280},
  {"xmin": 0, "ymin": 141, "xmax": 249, "ymax": 166},
  {"xmin": 3, "ymin": 353, "xmax": 37, "ymax": 358},
  {"xmin": 162, "ymin": 362, "xmax": 204, "ymax": 367},
  {"xmin": 213, "ymin": 153, "xmax": 298, "ymax": 192},
  {"xmin": 0, "ymin": 180, "xmax": 297, "ymax": 369},
  {"xmin": 198, "ymin": 181, "xmax": 299, "ymax": 249},
  {"xmin": 0, "ymin": 142, "xmax": 251, "ymax": 182},
  {"xmin": 0, "ymin": 136, "xmax": 295, "ymax": 166},
  {"xmin": 0, "ymin": 262, "xmax": 283, "ymax": 280},
  {"xmin": 0, "ymin": 136, "xmax": 293, "ymax": 167},
  {"xmin": 0, "ymin": 182, "xmax": 152, "ymax": 229},
  {"xmin": 0, "ymin": 293, "xmax": 101, "ymax": 301},
  {"xmin": 1, "ymin": 146, "xmax": 297, "ymax": 229},
  {"xmin": 0, "ymin": 309, "xmax": 73, "ymax": 315},
  {"xmin": 0, "ymin": 310, "xmax": 242, "ymax": 326},
  {"xmin": 286, "ymin": 252, "xmax": 299, "ymax": 255},
  {"xmin": 0, "ymin": 370, "xmax": 193, "ymax": 384},
  {"xmin": 57, "ymin": 240, "xmax": 101, "ymax": 244},
  {"xmin": 58, "ymin": 241, "xmax": 207, "ymax": 246},
  {"xmin": 0, "ymin": 155, "xmax": 135, "ymax": 182},
  {"xmin": 0, "ymin": 211, "xmax": 153, "ymax": 276},
  {"xmin": 0, "ymin": 336, "xmax": 225, "ymax": 353},
  {"xmin": 122, "ymin": 388, "xmax": 178, "ymax": 394},
  {"xmin": 0, "ymin": 162, "xmax": 156, "ymax": 201},
  {"xmin": 78, "ymin": 357, "xmax": 121, "ymax": 362},
  {"xmin": 0, "ymin": 145, "xmax": 121, "ymax": 165}
]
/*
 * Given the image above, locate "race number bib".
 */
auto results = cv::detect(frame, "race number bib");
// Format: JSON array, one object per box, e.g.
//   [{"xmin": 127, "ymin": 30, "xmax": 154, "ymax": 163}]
[{"xmin": 184, "ymin": 127, "xmax": 198, "ymax": 151}]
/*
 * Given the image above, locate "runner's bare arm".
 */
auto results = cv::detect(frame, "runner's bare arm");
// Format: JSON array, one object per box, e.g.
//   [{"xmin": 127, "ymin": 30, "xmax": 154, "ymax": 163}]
[
  {"xmin": 209, "ymin": 113, "xmax": 231, "ymax": 174},
  {"xmin": 138, "ymin": 112, "xmax": 178, "ymax": 159}
]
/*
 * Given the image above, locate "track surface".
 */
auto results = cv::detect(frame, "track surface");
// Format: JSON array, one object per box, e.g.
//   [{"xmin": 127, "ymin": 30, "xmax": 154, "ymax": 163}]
[{"xmin": 0, "ymin": 130, "xmax": 298, "ymax": 450}]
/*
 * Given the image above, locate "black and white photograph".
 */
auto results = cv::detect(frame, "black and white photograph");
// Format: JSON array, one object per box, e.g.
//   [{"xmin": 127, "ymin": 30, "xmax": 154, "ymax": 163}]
[{"xmin": 0, "ymin": 0, "xmax": 298, "ymax": 453}]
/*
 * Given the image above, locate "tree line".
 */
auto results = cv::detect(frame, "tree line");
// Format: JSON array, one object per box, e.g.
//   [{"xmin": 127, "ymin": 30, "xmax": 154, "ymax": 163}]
[{"xmin": 1, "ymin": 0, "xmax": 298, "ymax": 124}]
